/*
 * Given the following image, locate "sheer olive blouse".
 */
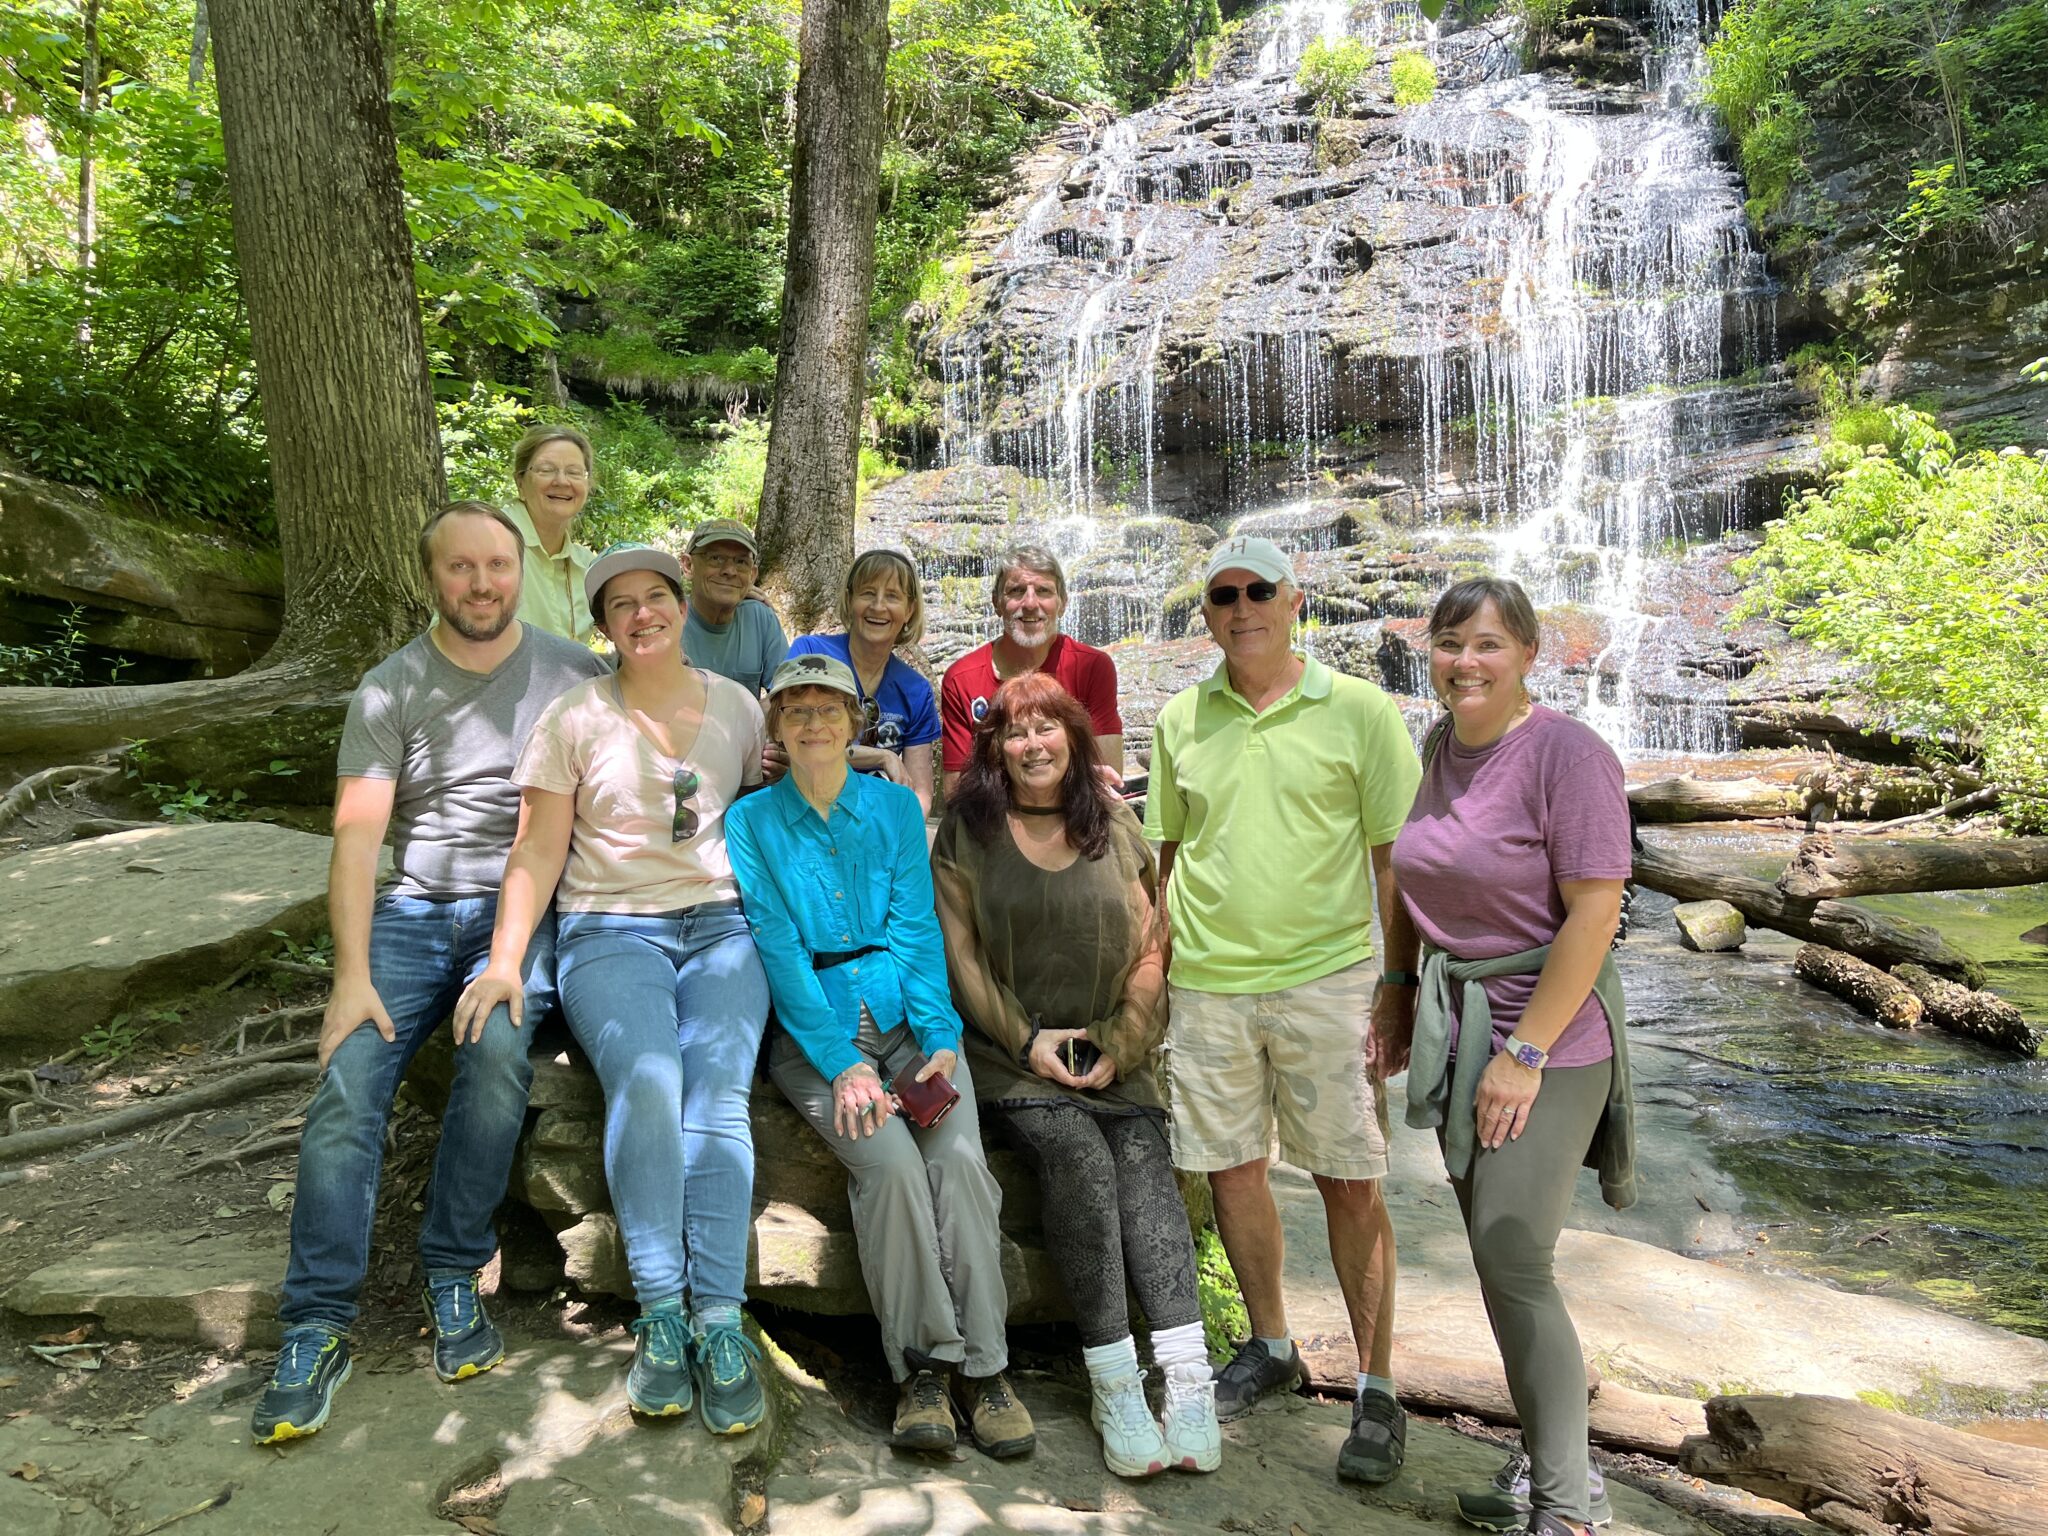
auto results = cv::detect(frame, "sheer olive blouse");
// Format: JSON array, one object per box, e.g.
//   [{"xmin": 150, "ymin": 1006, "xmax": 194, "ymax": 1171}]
[{"xmin": 931, "ymin": 799, "xmax": 1166, "ymax": 1113}]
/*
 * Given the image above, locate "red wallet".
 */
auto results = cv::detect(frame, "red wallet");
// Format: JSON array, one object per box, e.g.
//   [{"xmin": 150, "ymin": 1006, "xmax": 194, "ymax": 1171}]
[{"xmin": 892, "ymin": 1050, "xmax": 960, "ymax": 1128}]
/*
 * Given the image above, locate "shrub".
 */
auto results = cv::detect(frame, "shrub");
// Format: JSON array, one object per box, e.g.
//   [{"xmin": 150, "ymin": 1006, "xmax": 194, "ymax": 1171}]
[
  {"xmin": 1391, "ymin": 50, "xmax": 1437, "ymax": 108},
  {"xmin": 1297, "ymin": 37, "xmax": 1373, "ymax": 117}
]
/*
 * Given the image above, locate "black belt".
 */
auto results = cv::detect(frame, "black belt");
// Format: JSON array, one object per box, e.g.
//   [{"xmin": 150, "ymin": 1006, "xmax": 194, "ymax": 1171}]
[{"xmin": 812, "ymin": 943, "xmax": 885, "ymax": 972}]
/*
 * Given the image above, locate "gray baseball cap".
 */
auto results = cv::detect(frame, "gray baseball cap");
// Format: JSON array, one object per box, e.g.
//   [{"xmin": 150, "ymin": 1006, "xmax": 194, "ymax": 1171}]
[
  {"xmin": 1202, "ymin": 534, "xmax": 1295, "ymax": 587},
  {"xmin": 767, "ymin": 653, "xmax": 860, "ymax": 700},
  {"xmin": 584, "ymin": 542, "xmax": 685, "ymax": 612}
]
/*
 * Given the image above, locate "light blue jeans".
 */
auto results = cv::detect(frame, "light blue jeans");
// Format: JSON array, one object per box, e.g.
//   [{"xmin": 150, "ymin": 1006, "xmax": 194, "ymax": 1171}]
[
  {"xmin": 282, "ymin": 892, "xmax": 549, "ymax": 1332},
  {"xmin": 556, "ymin": 901, "xmax": 770, "ymax": 1311}
]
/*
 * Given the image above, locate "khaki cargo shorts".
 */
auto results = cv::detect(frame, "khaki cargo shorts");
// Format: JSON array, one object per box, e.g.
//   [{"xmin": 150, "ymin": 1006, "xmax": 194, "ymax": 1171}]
[{"xmin": 1163, "ymin": 958, "xmax": 1390, "ymax": 1180}]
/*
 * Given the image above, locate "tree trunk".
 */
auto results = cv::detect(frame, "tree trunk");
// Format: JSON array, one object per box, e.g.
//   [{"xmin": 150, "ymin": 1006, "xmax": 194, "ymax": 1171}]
[
  {"xmin": 1892, "ymin": 965, "xmax": 2040, "ymax": 1056},
  {"xmin": 77, "ymin": 0, "xmax": 100, "ymax": 275},
  {"xmin": 1683, "ymin": 1393, "xmax": 2048, "ymax": 1536},
  {"xmin": 756, "ymin": 0, "xmax": 892, "ymax": 632},
  {"xmin": 1629, "ymin": 775, "xmax": 1811, "ymax": 823},
  {"xmin": 1632, "ymin": 842, "xmax": 1985, "ymax": 987},
  {"xmin": 187, "ymin": 0, "xmax": 209, "ymax": 88},
  {"xmin": 1778, "ymin": 833, "xmax": 2048, "ymax": 900},
  {"xmin": 0, "ymin": 0, "xmax": 439, "ymax": 762},
  {"xmin": 1792, "ymin": 944, "xmax": 1924, "ymax": 1029}
]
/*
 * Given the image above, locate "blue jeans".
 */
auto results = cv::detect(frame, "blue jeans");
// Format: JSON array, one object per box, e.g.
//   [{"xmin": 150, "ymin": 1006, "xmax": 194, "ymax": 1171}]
[
  {"xmin": 280, "ymin": 892, "xmax": 551, "ymax": 1332},
  {"xmin": 556, "ymin": 902, "xmax": 770, "ymax": 1311}
]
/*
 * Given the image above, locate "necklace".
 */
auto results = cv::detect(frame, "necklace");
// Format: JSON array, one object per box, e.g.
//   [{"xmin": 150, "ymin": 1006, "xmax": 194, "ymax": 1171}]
[{"xmin": 1012, "ymin": 801, "xmax": 1064, "ymax": 817}]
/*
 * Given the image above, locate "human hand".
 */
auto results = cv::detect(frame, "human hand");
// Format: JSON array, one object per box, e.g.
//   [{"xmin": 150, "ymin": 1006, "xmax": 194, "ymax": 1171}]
[
  {"xmin": 1474, "ymin": 1048, "xmax": 1541, "ymax": 1150},
  {"xmin": 914, "ymin": 1048, "xmax": 957, "ymax": 1084},
  {"xmin": 1093, "ymin": 762, "xmax": 1124, "ymax": 791},
  {"xmin": 1077, "ymin": 1049, "xmax": 1119, "ymax": 1090},
  {"xmin": 1367, "ymin": 984, "xmax": 1415, "ymax": 1081},
  {"xmin": 319, "ymin": 972, "xmax": 395, "ymax": 1069},
  {"xmin": 761, "ymin": 743, "xmax": 789, "ymax": 782},
  {"xmin": 452, "ymin": 962, "xmax": 525, "ymax": 1045},
  {"xmin": 833, "ymin": 1061, "xmax": 894, "ymax": 1139},
  {"xmin": 1026, "ymin": 1028, "xmax": 1089, "ymax": 1087}
]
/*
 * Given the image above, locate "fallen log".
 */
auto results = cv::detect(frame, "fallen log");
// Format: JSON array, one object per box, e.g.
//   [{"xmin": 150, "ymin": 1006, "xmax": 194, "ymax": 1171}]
[
  {"xmin": 1632, "ymin": 842, "xmax": 1985, "ymax": 987},
  {"xmin": 1892, "ymin": 964, "xmax": 2041, "ymax": 1056},
  {"xmin": 0, "ymin": 1062, "xmax": 316, "ymax": 1162},
  {"xmin": 1629, "ymin": 776, "xmax": 1810, "ymax": 824},
  {"xmin": 1793, "ymin": 944, "xmax": 1923, "ymax": 1028},
  {"xmin": 1779, "ymin": 833, "xmax": 2048, "ymax": 899},
  {"xmin": 1682, "ymin": 1392, "xmax": 2048, "ymax": 1536}
]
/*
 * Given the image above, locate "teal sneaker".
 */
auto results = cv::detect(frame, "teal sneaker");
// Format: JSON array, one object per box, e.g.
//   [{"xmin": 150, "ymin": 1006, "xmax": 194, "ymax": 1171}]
[
  {"xmin": 1457, "ymin": 1449, "xmax": 1613, "ymax": 1531},
  {"xmin": 691, "ymin": 1320, "xmax": 767, "ymax": 1435},
  {"xmin": 627, "ymin": 1299, "xmax": 693, "ymax": 1417},
  {"xmin": 422, "ymin": 1271, "xmax": 505, "ymax": 1383},
  {"xmin": 250, "ymin": 1326, "xmax": 352, "ymax": 1445}
]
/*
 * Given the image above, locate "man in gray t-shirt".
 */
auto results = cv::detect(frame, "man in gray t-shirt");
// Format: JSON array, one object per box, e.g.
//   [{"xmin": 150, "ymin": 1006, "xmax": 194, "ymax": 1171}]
[{"xmin": 252, "ymin": 502, "xmax": 605, "ymax": 1448}]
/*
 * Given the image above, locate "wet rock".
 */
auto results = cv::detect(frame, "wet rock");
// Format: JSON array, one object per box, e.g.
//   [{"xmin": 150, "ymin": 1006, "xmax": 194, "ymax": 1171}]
[
  {"xmin": 4, "ymin": 1233, "xmax": 286, "ymax": 1348},
  {"xmin": 1673, "ymin": 900, "xmax": 1747, "ymax": 953},
  {"xmin": 0, "ymin": 823, "xmax": 338, "ymax": 1055}
]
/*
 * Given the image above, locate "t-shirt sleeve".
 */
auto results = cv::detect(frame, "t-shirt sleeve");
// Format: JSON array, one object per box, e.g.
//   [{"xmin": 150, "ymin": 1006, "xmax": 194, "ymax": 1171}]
[
  {"xmin": 939, "ymin": 662, "xmax": 975, "ymax": 774},
  {"xmin": 901, "ymin": 669, "xmax": 941, "ymax": 749},
  {"xmin": 786, "ymin": 634, "xmax": 825, "ymax": 659},
  {"xmin": 1357, "ymin": 690, "xmax": 1421, "ymax": 846},
  {"xmin": 1141, "ymin": 700, "xmax": 1185, "ymax": 843},
  {"xmin": 336, "ymin": 674, "xmax": 403, "ymax": 781},
  {"xmin": 1080, "ymin": 648, "xmax": 1123, "ymax": 735},
  {"xmin": 754, "ymin": 604, "xmax": 790, "ymax": 685},
  {"xmin": 1546, "ymin": 744, "xmax": 1634, "ymax": 882},
  {"xmin": 513, "ymin": 695, "xmax": 581, "ymax": 795}
]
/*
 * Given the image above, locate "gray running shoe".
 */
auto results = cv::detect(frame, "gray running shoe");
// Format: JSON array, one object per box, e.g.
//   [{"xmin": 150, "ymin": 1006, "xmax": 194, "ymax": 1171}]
[
  {"xmin": 1336, "ymin": 1387, "xmax": 1405, "ymax": 1485},
  {"xmin": 1211, "ymin": 1338, "xmax": 1307, "ymax": 1422},
  {"xmin": 1457, "ymin": 1450, "xmax": 1613, "ymax": 1532}
]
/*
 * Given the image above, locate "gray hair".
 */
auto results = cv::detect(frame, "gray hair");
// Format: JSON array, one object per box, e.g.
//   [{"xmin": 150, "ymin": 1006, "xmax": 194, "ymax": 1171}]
[
  {"xmin": 989, "ymin": 543, "xmax": 1067, "ymax": 606},
  {"xmin": 1427, "ymin": 576, "xmax": 1540, "ymax": 648},
  {"xmin": 419, "ymin": 501, "xmax": 525, "ymax": 576}
]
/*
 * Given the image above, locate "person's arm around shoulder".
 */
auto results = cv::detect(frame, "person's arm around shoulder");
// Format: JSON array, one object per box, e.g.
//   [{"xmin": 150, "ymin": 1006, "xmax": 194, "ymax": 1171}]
[
  {"xmin": 321, "ymin": 776, "xmax": 399, "ymax": 1069},
  {"xmin": 883, "ymin": 784, "xmax": 961, "ymax": 1082}
]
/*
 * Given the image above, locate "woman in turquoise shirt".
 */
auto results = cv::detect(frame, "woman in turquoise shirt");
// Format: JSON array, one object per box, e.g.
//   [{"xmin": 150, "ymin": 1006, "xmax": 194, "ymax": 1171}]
[{"xmin": 725, "ymin": 654, "xmax": 1034, "ymax": 1462}]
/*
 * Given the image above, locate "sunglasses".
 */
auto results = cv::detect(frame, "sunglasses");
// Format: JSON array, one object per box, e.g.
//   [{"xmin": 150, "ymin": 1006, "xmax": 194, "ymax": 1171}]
[
  {"xmin": 671, "ymin": 767, "xmax": 702, "ymax": 843},
  {"xmin": 1205, "ymin": 580, "xmax": 1281, "ymax": 608}
]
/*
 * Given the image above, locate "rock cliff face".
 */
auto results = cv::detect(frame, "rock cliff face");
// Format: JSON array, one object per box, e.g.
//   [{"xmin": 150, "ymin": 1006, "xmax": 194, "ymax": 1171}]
[{"xmin": 883, "ymin": 0, "xmax": 1827, "ymax": 757}]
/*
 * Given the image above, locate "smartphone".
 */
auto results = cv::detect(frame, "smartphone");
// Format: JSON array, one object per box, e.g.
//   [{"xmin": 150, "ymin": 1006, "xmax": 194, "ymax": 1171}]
[{"xmin": 1062, "ymin": 1037, "xmax": 1102, "ymax": 1077}]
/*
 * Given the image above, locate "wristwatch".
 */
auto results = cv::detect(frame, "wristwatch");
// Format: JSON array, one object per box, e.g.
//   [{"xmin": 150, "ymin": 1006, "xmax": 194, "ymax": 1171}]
[
  {"xmin": 1379, "ymin": 969, "xmax": 1418, "ymax": 988},
  {"xmin": 1504, "ymin": 1035, "xmax": 1549, "ymax": 1070}
]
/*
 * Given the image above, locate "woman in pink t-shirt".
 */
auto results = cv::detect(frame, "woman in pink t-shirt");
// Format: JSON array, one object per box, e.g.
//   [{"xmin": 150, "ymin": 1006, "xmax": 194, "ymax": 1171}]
[{"xmin": 1376, "ymin": 577, "xmax": 1633, "ymax": 1536}]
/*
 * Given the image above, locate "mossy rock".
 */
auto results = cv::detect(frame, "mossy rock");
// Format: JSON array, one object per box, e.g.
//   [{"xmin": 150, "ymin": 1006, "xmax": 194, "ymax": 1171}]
[{"xmin": 130, "ymin": 695, "xmax": 351, "ymax": 809}]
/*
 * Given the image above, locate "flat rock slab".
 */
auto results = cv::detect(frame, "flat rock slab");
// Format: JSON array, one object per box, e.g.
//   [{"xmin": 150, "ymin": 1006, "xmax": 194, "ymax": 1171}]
[
  {"xmin": 4, "ymin": 1233, "xmax": 287, "ymax": 1349},
  {"xmin": 0, "ymin": 1333, "xmax": 764, "ymax": 1536},
  {"xmin": 0, "ymin": 822, "xmax": 335, "ymax": 1054},
  {"xmin": 767, "ymin": 1369, "xmax": 1712, "ymax": 1535}
]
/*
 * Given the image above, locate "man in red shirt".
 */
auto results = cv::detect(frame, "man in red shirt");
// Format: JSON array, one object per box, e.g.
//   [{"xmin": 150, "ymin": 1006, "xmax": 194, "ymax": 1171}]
[{"xmin": 939, "ymin": 544, "xmax": 1122, "ymax": 798}]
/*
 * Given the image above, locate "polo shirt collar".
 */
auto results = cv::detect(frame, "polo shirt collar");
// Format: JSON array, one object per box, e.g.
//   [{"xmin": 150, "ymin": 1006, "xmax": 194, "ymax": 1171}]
[{"xmin": 1199, "ymin": 651, "xmax": 1330, "ymax": 712}]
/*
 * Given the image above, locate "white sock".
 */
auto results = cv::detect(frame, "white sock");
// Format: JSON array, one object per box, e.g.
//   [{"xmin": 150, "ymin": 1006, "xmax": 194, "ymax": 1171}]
[
  {"xmin": 1082, "ymin": 1336, "xmax": 1140, "ymax": 1386},
  {"xmin": 1258, "ymin": 1333, "xmax": 1293, "ymax": 1360},
  {"xmin": 1150, "ymin": 1321, "xmax": 1209, "ymax": 1380},
  {"xmin": 1358, "ymin": 1371, "xmax": 1396, "ymax": 1400}
]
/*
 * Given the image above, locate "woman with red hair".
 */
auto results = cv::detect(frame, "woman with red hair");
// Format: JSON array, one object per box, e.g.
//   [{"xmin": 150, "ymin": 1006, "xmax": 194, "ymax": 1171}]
[{"xmin": 933, "ymin": 673, "xmax": 1220, "ymax": 1480}]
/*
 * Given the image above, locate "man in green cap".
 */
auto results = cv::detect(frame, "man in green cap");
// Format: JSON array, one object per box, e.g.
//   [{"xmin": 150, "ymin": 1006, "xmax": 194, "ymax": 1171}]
[{"xmin": 682, "ymin": 518, "xmax": 788, "ymax": 695}]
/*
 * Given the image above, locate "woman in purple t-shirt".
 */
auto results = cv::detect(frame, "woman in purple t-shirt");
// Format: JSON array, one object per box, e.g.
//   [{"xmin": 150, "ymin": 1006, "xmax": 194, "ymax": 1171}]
[{"xmin": 1376, "ymin": 577, "xmax": 1633, "ymax": 1536}]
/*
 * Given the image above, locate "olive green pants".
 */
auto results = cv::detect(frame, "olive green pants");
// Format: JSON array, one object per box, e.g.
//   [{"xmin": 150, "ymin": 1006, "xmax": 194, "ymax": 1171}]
[{"xmin": 1445, "ymin": 1058, "xmax": 1611, "ymax": 1525}]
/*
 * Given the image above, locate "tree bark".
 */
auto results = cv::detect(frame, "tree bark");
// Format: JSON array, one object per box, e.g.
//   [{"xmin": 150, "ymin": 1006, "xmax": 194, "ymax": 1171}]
[
  {"xmin": 1629, "ymin": 775, "xmax": 1810, "ymax": 823},
  {"xmin": 77, "ymin": 0, "xmax": 100, "ymax": 275},
  {"xmin": 1778, "ymin": 833, "xmax": 2048, "ymax": 900},
  {"xmin": 1891, "ymin": 965, "xmax": 2040, "ymax": 1056},
  {"xmin": 0, "ymin": 0, "xmax": 439, "ymax": 761},
  {"xmin": 756, "ymin": 0, "xmax": 892, "ymax": 631},
  {"xmin": 1792, "ymin": 944, "xmax": 1924, "ymax": 1029},
  {"xmin": 1632, "ymin": 842, "xmax": 1985, "ymax": 987},
  {"xmin": 1683, "ymin": 1393, "xmax": 2048, "ymax": 1536},
  {"xmin": 187, "ymin": 0, "xmax": 210, "ymax": 88}
]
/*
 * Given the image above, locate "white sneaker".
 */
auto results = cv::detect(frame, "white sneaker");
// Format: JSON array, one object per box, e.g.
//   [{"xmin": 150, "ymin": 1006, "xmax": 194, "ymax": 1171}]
[
  {"xmin": 1160, "ymin": 1365, "xmax": 1222, "ymax": 1473},
  {"xmin": 1090, "ymin": 1370, "xmax": 1167, "ymax": 1478}
]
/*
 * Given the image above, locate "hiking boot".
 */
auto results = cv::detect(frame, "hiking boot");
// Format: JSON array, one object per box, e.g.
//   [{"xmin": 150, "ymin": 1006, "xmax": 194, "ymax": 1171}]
[
  {"xmin": 422, "ymin": 1271, "xmax": 504, "ymax": 1383},
  {"xmin": 1211, "ymin": 1337, "xmax": 1307, "ymax": 1422},
  {"xmin": 1457, "ymin": 1449, "xmax": 1613, "ymax": 1532},
  {"xmin": 250, "ymin": 1326, "xmax": 352, "ymax": 1445},
  {"xmin": 1336, "ymin": 1387, "xmax": 1406, "ymax": 1485},
  {"xmin": 892, "ymin": 1368, "xmax": 956, "ymax": 1452},
  {"xmin": 950, "ymin": 1371, "xmax": 1036, "ymax": 1459},
  {"xmin": 691, "ymin": 1320, "xmax": 766, "ymax": 1436},
  {"xmin": 1515, "ymin": 1514, "xmax": 1597, "ymax": 1536},
  {"xmin": 1088, "ymin": 1370, "xmax": 1166, "ymax": 1478},
  {"xmin": 626, "ymin": 1299, "xmax": 693, "ymax": 1417},
  {"xmin": 1159, "ymin": 1364, "xmax": 1222, "ymax": 1473}
]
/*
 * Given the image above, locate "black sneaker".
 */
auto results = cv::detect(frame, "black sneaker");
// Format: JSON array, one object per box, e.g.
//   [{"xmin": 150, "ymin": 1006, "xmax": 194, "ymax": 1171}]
[
  {"xmin": 250, "ymin": 1326, "xmax": 352, "ymax": 1445},
  {"xmin": 1336, "ymin": 1387, "xmax": 1405, "ymax": 1485},
  {"xmin": 422, "ymin": 1271, "xmax": 505, "ymax": 1383},
  {"xmin": 1211, "ymin": 1338, "xmax": 1308, "ymax": 1422},
  {"xmin": 1457, "ymin": 1449, "xmax": 1613, "ymax": 1531}
]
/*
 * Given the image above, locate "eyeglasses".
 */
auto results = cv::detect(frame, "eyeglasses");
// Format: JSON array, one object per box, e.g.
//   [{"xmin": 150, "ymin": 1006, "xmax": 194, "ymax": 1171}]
[
  {"xmin": 781, "ymin": 704, "xmax": 848, "ymax": 727},
  {"xmin": 672, "ymin": 767, "xmax": 701, "ymax": 843},
  {"xmin": 1205, "ymin": 580, "xmax": 1281, "ymax": 608},
  {"xmin": 526, "ymin": 464, "xmax": 589, "ymax": 483},
  {"xmin": 693, "ymin": 550, "xmax": 756, "ymax": 572}
]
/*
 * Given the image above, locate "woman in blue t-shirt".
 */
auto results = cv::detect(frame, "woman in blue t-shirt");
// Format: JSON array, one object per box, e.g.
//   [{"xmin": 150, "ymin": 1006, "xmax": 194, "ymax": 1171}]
[{"xmin": 785, "ymin": 549, "xmax": 941, "ymax": 816}]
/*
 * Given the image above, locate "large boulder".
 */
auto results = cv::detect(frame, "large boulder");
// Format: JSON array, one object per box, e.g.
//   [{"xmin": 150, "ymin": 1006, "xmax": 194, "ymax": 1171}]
[
  {"xmin": 0, "ymin": 463, "xmax": 281, "ymax": 678},
  {"xmin": 4, "ymin": 1233, "xmax": 286, "ymax": 1348},
  {"xmin": 0, "ymin": 823, "xmax": 336, "ymax": 1055}
]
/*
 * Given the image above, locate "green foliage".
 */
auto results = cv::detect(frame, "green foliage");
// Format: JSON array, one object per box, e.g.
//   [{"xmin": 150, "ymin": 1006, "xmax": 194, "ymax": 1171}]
[
  {"xmin": 1196, "ymin": 1225, "xmax": 1249, "ymax": 1361},
  {"xmin": 1297, "ymin": 37, "xmax": 1374, "ymax": 117},
  {"xmin": 80, "ymin": 1007, "xmax": 179, "ymax": 1063},
  {"xmin": 1735, "ymin": 408, "xmax": 2048, "ymax": 827},
  {"xmin": 0, "ymin": 606, "xmax": 112, "ymax": 687},
  {"xmin": 1390, "ymin": 51, "xmax": 1438, "ymax": 109}
]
